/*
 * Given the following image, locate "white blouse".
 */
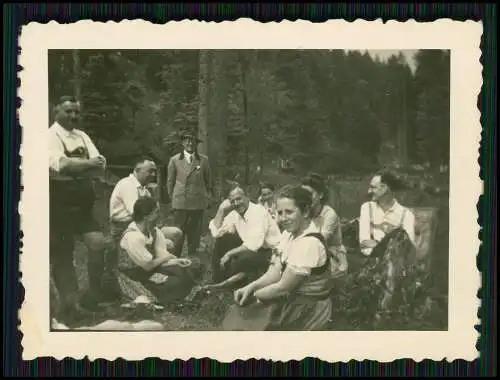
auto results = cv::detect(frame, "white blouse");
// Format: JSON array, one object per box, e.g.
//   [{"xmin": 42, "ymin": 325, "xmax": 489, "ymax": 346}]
[
  {"xmin": 120, "ymin": 222, "xmax": 170, "ymax": 269},
  {"xmin": 273, "ymin": 223, "xmax": 327, "ymax": 276}
]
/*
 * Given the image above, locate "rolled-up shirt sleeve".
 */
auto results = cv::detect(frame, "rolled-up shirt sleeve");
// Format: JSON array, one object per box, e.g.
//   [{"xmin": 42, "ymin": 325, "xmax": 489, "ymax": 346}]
[
  {"xmin": 359, "ymin": 202, "xmax": 371, "ymax": 243},
  {"xmin": 321, "ymin": 208, "xmax": 343, "ymax": 247},
  {"xmin": 208, "ymin": 212, "xmax": 236, "ymax": 238},
  {"xmin": 403, "ymin": 209, "xmax": 416, "ymax": 246},
  {"xmin": 49, "ymin": 132, "xmax": 66, "ymax": 173},
  {"xmin": 359, "ymin": 202, "xmax": 373, "ymax": 256},
  {"xmin": 120, "ymin": 231, "xmax": 154, "ymax": 270}
]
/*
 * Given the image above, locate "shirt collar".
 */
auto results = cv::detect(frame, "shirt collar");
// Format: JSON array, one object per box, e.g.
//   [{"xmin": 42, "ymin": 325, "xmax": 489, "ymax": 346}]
[
  {"xmin": 53, "ymin": 121, "xmax": 79, "ymax": 138},
  {"xmin": 373, "ymin": 199, "xmax": 402, "ymax": 216},
  {"xmin": 232, "ymin": 201, "xmax": 255, "ymax": 222},
  {"xmin": 298, "ymin": 221, "xmax": 320, "ymax": 238},
  {"xmin": 385, "ymin": 199, "xmax": 401, "ymax": 213},
  {"xmin": 244, "ymin": 202, "xmax": 258, "ymax": 219},
  {"xmin": 184, "ymin": 150, "xmax": 193, "ymax": 158},
  {"xmin": 129, "ymin": 173, "xmax": 144, "ymax": 188},
  {"xmin": 127, "ymin": 221, "xmax": 153, "ymax": 239},
  {"xmin": 282, "ymin": 221, "xmax": 320, "ymax": 242}
]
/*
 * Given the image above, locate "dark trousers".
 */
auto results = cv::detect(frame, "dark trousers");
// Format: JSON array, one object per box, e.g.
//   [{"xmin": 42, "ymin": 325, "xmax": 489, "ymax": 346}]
[
  {"xmin": 122, "ymin": 261, "xmax": 202, "ymax": 304},
  {"xmin": 50, "ymin": 199, "xmax": 101, "ymax": 310},
  {"xmin": 50, "ymin": 230, "xmax": 80, "ymax": 308},
  {"xmin": 173, "ymin": 209, "xmax": 204, "ymax": 256},
  {"xmin": 50, "ymin": 178, "xmax": 109, "ymax": 314},
  {"xmin": 211, "ymin": 233, "xmax": 272, "ymax": 284}
]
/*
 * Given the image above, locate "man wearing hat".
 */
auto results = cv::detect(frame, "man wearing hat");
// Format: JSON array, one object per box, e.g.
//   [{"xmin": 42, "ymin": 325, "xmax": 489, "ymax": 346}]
[{"xmin": 166, "ymin": 128, "xmax": 213, "ymax": 257}]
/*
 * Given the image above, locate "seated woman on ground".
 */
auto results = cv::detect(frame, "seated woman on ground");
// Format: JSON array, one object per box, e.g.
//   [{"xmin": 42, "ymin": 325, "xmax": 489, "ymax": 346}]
[
  {"xmin": 118, "ymin": 197, "xmax": 201, "ymax": 305},
  {"xmin": 301, "ymin": 173, "xmax": 348, "ymax": 274},
  {"xmin": 231, "ymin": 184, "xmax": 333, "ymax": 331}
]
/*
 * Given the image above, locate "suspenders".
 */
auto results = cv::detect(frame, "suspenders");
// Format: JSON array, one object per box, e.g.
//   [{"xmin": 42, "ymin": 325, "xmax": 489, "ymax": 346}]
[
  {"xmin": 50, "ymin": 130, "xmax": 95, "ymax": 209},
  {"xmin": 55, "ymin": 130, "xmax": 90, "ymax": 160},
  {"xmin": 368, "ymin": 202, "xmax": 407, "ymax": 240}
]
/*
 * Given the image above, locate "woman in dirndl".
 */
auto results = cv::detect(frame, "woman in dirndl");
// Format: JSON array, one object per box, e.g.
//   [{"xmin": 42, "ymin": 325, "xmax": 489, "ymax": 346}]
[{"xmin": 229, "ymin": 184, "xmax": 333, "ymax": 331}]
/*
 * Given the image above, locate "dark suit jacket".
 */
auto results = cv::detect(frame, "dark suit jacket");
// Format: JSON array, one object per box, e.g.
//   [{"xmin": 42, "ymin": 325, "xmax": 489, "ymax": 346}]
[{"xmin": 167, "ymin": 152, "xmax": 212, "ymax": 210}]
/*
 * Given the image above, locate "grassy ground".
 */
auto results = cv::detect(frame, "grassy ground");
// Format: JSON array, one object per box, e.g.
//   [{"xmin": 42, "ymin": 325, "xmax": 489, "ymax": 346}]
[{"xmin": 65, "ymin": 172, "xmax": 449, "ymax": 331}]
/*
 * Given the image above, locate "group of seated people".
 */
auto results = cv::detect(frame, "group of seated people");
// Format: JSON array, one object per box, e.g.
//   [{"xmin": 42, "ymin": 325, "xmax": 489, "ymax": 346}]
[
  {"xmin": 49, "ymin": 96, "xmax": 422, "ymax": 331},
  {"xmin": 102, "ymin": 156, "xmax": 419, "ymax": 331}
]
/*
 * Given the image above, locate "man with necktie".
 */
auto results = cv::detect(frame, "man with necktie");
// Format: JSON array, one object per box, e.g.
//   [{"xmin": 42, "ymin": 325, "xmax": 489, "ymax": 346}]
[{"xmin": 167, "ymin": 128, "xmax": 213, "ymax": 257}]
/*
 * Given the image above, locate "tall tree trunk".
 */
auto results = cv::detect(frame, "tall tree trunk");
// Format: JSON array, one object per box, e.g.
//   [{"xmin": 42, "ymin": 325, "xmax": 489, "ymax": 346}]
[
  {"xmin": 398, "ymin": 76, "xmax": 408, "ymax": 167},
  {"xmin": 197, "ymin": 50, "xmax": 210, "ymax": 156},
  {"xmin": 72, "ymin": 50, "xmax": 81, "ymax": 102},
  {"xmin": 251, "ymin": 51, "xmax": 264, "ymax": 173},
  {"xmin": 208, "ymin": 51, "xmax": 231, "ymax": 199},
  {"xmin": 239, "ymin": 52, "xmax": 250, "ymax": 186}
]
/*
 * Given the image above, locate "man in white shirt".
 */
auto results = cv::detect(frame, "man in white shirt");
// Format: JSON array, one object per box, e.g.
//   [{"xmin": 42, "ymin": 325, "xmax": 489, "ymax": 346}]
[
  {"xmin": 49, "ymin": 95, "xmax": 114, "ymax": 323},
  {"xmin": 108, "ymin": 157, "xmax": 183, "ymax": 276},
  {"xmin": 207, "ymin": 184, "xmax": 282, "ymax": 290},
  {"xmin": 358, "ymin": 171, "xmax": 416, "ymax": 256}
]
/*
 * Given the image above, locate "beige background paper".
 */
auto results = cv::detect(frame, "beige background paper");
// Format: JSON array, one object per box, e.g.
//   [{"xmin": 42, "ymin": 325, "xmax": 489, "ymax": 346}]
[{"xmin": 18, "ymin": 19, "xmax": 482, "ymax": 362}]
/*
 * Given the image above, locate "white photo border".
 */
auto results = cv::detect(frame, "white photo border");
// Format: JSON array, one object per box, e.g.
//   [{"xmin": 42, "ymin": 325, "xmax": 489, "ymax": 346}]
[{"xmin": 18, "ymin": 19, "xmax": 482, "ymax": 362}]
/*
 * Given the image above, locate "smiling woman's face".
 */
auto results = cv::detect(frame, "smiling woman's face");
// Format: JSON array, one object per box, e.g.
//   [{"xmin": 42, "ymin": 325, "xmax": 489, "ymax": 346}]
[{"xmin": 276, "ymin": 196, "xmax": 305, "ymax": 234}]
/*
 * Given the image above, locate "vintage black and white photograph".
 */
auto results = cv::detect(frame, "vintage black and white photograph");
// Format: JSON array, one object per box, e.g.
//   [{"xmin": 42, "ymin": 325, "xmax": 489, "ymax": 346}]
[
  {"xmin": 19, "ymin": 20, "xmax": 481, "ymax": 362},
  {"xmin": 47, "ymin": 47, "xmax": 451, "ymax": 333}
]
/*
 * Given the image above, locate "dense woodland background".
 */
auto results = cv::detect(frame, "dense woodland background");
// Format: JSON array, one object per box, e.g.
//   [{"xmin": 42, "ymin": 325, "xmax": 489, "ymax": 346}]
[{"xmin": 48, "ymin": 49, "xmax": 450, "ymax": 196}]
